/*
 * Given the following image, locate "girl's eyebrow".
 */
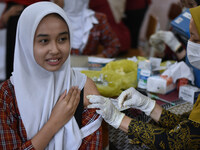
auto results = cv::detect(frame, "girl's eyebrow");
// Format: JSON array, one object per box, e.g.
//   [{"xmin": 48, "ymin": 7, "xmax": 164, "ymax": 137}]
[
  {"xmin": 36, "ymin": 34, "xmax": 48, "ymax": 38},
  {"xmin": 36, "ymin": 31, "xmax": 69, "ymax": 38},
  {"xmin": 59, "ymin": 31, "xmax": 69, "ymax": 35}
]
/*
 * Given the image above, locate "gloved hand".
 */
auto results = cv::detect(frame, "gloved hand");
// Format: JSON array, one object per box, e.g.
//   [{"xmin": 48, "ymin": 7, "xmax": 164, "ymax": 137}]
[
  {"xmin": 149, "ymin": 33, "xmax": 165, "ymax": 52},
  {"xmin": 150, "ymin": 30, "xmax": 181, "ymax": 52},
  {"xmin": 118, "ymin": 87, "xmax": 156, "ymax": 116},
  {"xmin": 87, "ymin": 95, "xmax": 125, "ymax": 129}
]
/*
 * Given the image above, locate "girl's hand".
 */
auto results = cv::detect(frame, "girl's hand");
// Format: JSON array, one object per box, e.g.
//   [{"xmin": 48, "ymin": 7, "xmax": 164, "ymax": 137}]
[{"xmin": 49, "ymin": 87, "xmax": 81, "ymax": 130}]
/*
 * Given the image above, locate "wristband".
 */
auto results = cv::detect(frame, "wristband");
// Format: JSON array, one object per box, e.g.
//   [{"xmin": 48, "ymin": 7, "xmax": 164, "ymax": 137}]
[{"xmin": 176, "ymin": 45, "xmax": 184, "ymax": 53}]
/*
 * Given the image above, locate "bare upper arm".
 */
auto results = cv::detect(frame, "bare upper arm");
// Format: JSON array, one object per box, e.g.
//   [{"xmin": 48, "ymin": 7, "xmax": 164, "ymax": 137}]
[{"xmin": 83, "ymin": 77, "xmax": 100, "ymax": 107}]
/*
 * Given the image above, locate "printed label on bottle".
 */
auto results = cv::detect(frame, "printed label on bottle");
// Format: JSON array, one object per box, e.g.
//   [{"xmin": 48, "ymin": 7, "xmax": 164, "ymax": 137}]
[{"xmin": 138, "ymin": 69, "xmax": 151, "ymax": 89}]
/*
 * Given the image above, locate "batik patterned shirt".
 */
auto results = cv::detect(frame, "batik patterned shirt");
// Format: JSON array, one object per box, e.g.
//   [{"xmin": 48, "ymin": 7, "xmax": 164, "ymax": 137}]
[{"xmin": 128, "ymin": 109, "xmax": 200, "ymax": 149}]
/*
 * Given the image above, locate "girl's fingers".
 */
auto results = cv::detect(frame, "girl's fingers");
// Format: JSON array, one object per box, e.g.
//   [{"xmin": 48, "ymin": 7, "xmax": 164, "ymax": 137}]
[
  {"xmin": 61, "ymin": 90, "xmax": 67, "ymax": 99},
  {"xmin": 65, "ymin": 87, "xmax": 75, "ymax": 103},
  {"xmin": 73, "ymin": 88, "xmax": 81, "ymax": 107},
  {"xmin": 58, "ymin": 90, "xmax": 67, "ymax": 102},
  {"xmin": 68, "ymin": 87, "xmax": 80, "ymax": 106},
  {"xmin": 65, "ymin": 87, "xmax": 80, "ymax": 105}
]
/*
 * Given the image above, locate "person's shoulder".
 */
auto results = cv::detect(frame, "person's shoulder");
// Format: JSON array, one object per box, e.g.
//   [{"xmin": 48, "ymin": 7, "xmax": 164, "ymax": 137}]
[
  {"xmin": 83, "ymin": 77, "xmax": 99, "ymax": 107},
  {"xmin": 0, "ymin": 79, "xmax": 13, "ymax": 91},
  {"xmin": 0, "ymin": 80, "xmax": 19, "ymax": 121},
  {"xmin": 94, "ymin": 12, "xmax": 107, "ymax": 21},
  {"xmin": 84, "ymin": 77, "xmax": 99, "ymax": 95},
  {"xmin": 0, "ymin": 79, "xmax": 15, "ymax": 103}
]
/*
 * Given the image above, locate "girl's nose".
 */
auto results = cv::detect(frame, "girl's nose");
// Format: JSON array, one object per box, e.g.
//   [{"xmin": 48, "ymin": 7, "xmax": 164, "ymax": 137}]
[{"xmin": 49, "ymin": 42, "xmax": 59, "ymax": 54}]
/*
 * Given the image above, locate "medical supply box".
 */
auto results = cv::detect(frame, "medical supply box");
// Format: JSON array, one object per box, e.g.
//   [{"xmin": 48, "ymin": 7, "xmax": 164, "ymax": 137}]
[
  {"xmin": 179, "ymin": 85, "xmax": 200, "ymax": 104},
  {"xmin": 147, "ymin": 75, "xmax": 176, "ymax": 94},
  {"xmin": 171, "ymin": 8, "xmax": 191, "ymax": 42}
]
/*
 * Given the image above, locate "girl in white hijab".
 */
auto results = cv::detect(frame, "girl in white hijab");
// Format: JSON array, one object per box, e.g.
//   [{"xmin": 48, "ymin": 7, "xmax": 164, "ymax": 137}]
[{"xmin": 0, "ymin": 1, "xmax": 102, "ymax": 150}]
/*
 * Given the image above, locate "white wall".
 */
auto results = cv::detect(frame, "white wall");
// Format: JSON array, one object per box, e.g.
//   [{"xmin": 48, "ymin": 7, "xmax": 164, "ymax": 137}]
[{"xmin": 0, "ymin": 3, "xmax": 6, "ymax": 80}]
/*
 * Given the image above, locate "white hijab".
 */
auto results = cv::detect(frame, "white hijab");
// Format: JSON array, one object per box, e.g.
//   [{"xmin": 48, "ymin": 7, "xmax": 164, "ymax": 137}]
[
  {"xmin": 10, "ymin": 2, "xmax": 101, "ymax": 149},
  {"xmin": 63, "ymin": 0, "xmax": 98, "ymax": 53}
]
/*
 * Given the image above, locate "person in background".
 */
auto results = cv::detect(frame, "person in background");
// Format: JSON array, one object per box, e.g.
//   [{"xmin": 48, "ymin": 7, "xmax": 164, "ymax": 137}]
[
  {"xmin": 149, "ymin": 30, "xmax": 187, "ymax": 61},
  {"xmin": 123, "ymin": 0, "xmax": 151, "ymax": 49},
  {"xmin": 0, "ymin": 2, "xmax": 102, "ymax": 149},
  {"xmin": 0, "ymin": 0, "xmax": 63, "ymax": 80},
  {"xmin": 180, "ymin": 0, "xmax": 199, "ymax": 8},
  {"xmin": 181, "ymin": 0, "xmax": 200, "ymax": 88},
  {"xmin": 58, "ymin": 0, "xmax": 120, "ymax": 58},
  {"xmin": 87, "ymin": 6, "xmax": 200, "ymax": 149},
  {"xmin": 0, "ymin": 1, "xmax": 25, "ymax": 80},
  {"xmin": 150, "ymin": 0, "xmax": 200, "ymax": 88},
  {"xmin": 89, "ymin": 0, "xmax": 131, "ymax": 54},
  {"xmin": 0, "ymin": 3, "xmax": 23, "ymax": 29}
]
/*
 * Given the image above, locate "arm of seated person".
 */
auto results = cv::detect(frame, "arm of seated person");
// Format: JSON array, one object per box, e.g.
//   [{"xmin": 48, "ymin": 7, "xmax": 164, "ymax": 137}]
[
  {"xmin": 120, "ymin": 105, "xmax": 200, "ymax": 149},
  {"xmin": 150, "ymin": 103, "xmax": 163, "ymax": 122},
  {"xmin": 119, "ymin": 104, "xmax": 163, "ymax": 133},
  {"xmin": 126, "ymin": 116, "xmax": 200, "ymax": 149},
  {"xmin": 0, "ymin": 5, "xmax": 23, "ymax": 28},
  {"xmin": 81, "ymin": 77, "xmax": 103, "ymax": 149},
  {"xmin": 53, "ymin": 0, "xmax": 64, "ymax": 8},
  {"xmin": 84, "ymin": 77, "xmax": 100, "ymax": 107}
]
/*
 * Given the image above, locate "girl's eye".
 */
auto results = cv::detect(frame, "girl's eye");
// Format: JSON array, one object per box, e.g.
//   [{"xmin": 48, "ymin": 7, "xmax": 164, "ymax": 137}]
[
  {"xmin": 58, "ymin": 37, "xmax": 68, "ymax": 42},
  {"xmin": 39, "ymin": 39, "xmax": 49, "ymax": 44}
]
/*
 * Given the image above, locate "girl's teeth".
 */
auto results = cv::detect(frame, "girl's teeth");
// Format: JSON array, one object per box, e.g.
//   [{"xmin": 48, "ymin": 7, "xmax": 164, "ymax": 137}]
[{"xmin": 49, "ymin": 59, "xmax": 58, "ymax": 62}]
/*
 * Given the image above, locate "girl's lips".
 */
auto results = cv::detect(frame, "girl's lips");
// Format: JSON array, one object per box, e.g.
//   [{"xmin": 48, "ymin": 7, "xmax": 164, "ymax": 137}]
[{"xmin": 46, "ymin": 58, "xmax": 61, "ymax": 65}]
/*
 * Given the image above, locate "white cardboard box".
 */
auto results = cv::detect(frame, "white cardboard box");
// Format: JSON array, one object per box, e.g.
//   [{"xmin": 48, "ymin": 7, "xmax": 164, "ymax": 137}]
[
  {"xmin": 179, "ymin": 85, "xmax": 200, "ymax": 104},
  {"xmin": 147, "ymin": 76, "xmax": 176, "ymax": 94}
]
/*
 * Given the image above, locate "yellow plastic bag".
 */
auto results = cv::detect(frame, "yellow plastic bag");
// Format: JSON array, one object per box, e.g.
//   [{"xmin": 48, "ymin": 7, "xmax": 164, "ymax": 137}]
[
  {"xmin": 102, "ymin": 59, "xmax": 138, "ymax": 90},
  {"xmin": 81, "ymin": 70, "xmax": 122, "ymax": 97},
  {"xmin": 81, "ymin": 59, "xmax": 138, "ymax": 97}
]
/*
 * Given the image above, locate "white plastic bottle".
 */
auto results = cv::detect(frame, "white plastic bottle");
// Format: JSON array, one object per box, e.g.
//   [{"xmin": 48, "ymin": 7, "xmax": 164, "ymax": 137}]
[{"xmin": 137, "ymin": 60, "xmax": 152, "ymax": 90}]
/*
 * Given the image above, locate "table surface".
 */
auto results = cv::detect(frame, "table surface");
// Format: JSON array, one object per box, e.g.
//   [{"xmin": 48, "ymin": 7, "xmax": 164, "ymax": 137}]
[
  {"xmin": 70, "ymin": 48, "xmax": 143, "ymax": 68},
  {"xmin": 71, "ymin": 55, "xmax": 88, "ymax": 67}
]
